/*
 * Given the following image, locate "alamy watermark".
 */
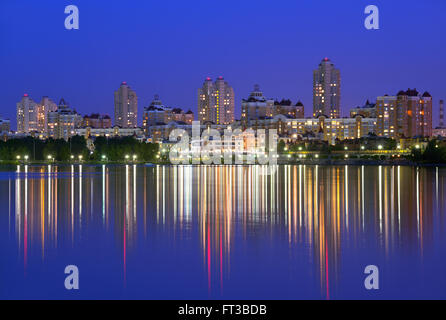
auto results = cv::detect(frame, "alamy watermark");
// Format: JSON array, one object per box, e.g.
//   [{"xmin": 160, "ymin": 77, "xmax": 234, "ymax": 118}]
[
  {"xmin": 64, "ymin": 5, "xmax": 79, "ymax": 30},
  {"xmin": 64, "ymin": 265, "xmax": 79, "ymax": 290},
  {"xmin": 364, "ymin": 265, "xmax": 379, "ymax": 290},
  {"xmin": 364, "ymin": 5, "xmax": 379, "ymax": 30},
  {"xmin": 168, "ymin": 121, "xmax": 278, "ymax": 174}
]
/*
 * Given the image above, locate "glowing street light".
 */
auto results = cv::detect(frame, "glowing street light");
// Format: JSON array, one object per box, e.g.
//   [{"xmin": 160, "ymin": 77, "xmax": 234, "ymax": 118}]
[
  {"xmin": 16, "ymin": 155, "xmax": 21, "ymax": 160},
  {"xmin": 315, "ymin": 154, "xmax": 319, "ymax": 159},
  {"xmin": 78, "ymin": 155, "xmax": 83, "ymax": 160},
  {"xmin": 361, "ymin": 146, "xmax": 365, "ymax": 150},
  {"xmin": 344, "ymin": 146, "xmax": 348, "ymax": 150},
  {"xmin": 345, "ymin": 154, "xmax": 349, "ymax": 158},
  {"xmin": 378, "ymin": 145, "xmax": 383, "ymax": 150},
  {"xmin": 125, "ymin": 155, "xmax": 130, "ymax": 160},
  {"xmin": 24, "ymin": 155, "xmax": 29, "ymax": 161}
]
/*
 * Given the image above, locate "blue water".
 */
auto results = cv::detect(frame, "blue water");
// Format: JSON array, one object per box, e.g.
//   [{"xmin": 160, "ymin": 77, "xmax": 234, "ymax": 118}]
[{"xmin": 1, "ymin": 164, "xmax": 445, "ymax": 299}]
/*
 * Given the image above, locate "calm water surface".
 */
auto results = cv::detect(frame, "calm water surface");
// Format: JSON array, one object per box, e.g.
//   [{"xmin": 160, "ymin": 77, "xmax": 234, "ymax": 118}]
[{"xmin": 1, "ymin": 164, "xmax": 445, "ymax": 299}]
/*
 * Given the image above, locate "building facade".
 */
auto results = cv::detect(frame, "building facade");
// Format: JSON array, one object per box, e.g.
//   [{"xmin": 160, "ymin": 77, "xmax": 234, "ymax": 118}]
[
  {"xmin": 350, "ymin": 100, "xmax": 377, "ymax": 118},
  {"xmin": 114, "ymin": 82, "xmax": 138, "ymax": 128},
  {"xmin": 17, "ymin": 94, "xmax": 38, "ymax": 134},
  {"xmin": 198, "ymin": 77, "xmax": 234, "ymax": 125},
  {"xmin": 0, "ymin": 118, "xmax": 10, "ymax": 133},
  {"xmin": 47, "ymin": 98, "xmax": 83, "ymax": 140},
  {"xmin": 274, "ymin": 99, "xmax": 305, "ymax": 119},
  {"xmin": 376, "ymin": 89, "xmax": 432, "ymax": 139},
  {"xmin": 313, "ymin": 58, "xmax": 341, "ymax": 118},
  {"xmin": 241, "ymin": 85, "xmax": 275, "ymax": 125},
  {"xmin": 82, "ymin": 114, "xmax": 112, "ymax": 128}
]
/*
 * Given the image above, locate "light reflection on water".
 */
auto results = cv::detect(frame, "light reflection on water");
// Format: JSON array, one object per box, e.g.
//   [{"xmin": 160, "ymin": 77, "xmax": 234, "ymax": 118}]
[{"xmin": 1, "ymin": 164, "xmax": 446, "ymax": 299}]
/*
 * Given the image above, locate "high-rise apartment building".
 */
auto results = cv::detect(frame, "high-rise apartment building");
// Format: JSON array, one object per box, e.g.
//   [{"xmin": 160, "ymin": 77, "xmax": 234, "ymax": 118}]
[
  {"xmin": 198, "ymin": 77, "xmax": 234, "ymax": 125},
  {"xmin": 241, "ymin": 85, "xmax": 275, "ymax": 125},
  {"xmin": 17, "ymin": 94, "xmax": 38, "ymax": 134},
  {"xmin": 376, "ymin": 89, "xmax": 432, "ymax": 138},
  {"xmin": 47, "ymin": 98, "xmax": 83, "ymax": 140},
  {"xmin": 114, "ymin": 82, "xmax": 138, "ymax": 128},
  {"xmin": 440, "ymin": 100, "xmax": 444, "ymax": 128},
  {"xmin": 313, "ymin": 58, "xmax": 341, "ymax": 118},
  {"xmin": 142, "ymin": 95, "xmax": 172, "ymax": 133},
  {"xmin": 37, "ymin": 96, "xmax": 57, "ymax": 134}
]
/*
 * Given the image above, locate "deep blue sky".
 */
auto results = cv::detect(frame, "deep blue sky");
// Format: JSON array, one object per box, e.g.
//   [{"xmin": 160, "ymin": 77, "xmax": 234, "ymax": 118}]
[{"xmin": 1, "ymin": 0, "xmax": 445, "ymax": 129}]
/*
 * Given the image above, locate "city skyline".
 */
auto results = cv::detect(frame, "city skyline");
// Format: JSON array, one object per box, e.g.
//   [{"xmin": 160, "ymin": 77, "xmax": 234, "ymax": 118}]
[{"xmin": 1, "ymin": 1, "xmax": 446, "ymax": 130}]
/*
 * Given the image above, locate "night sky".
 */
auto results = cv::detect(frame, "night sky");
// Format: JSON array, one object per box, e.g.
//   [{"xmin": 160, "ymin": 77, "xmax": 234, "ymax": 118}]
[{"xmin": 1, "ymin": 0, "xmax": 445, "ymax": 129}]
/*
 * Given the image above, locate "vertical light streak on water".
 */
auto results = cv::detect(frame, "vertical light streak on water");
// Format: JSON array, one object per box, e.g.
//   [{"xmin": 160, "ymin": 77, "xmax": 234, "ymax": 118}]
[
  {"xmin": 156, "ymin": 165, "xmax": 159, "ymax": 223},
  {"xmin": 379, "ymin": 166, "xmax": 382, "ymax": 234},
  {"xmin": 284, "ymin": 166, "xmax": 288, "ymax": 228},
  {"xmin": 71, "ymin": 165, "xmax": 74, "ymax": 243},
  {"xmin": 24, "ymin": 165, "xmax": 28, "ymax": 270},
  {"xmin": 361, "ymin": 165, "xmax": 365, "ymax": 231},
  {"xmin": 9, "ymin": 178, "xmax": 11, "ymax": 237},
  {"xmin": 16, "ymin": 165, "xmax": 21, "ymax": 251},
  {"xmin": 179, "ymin": 166, "xmax": 183, "ymax": 225},
  {"xmin": 270, "ymin": 165, "xmax": 273, "ymax": 217},
  {"xmin": 436, "ymin": 167, "xmax": 439, "ymax": 221},
  {"xmin": 163, "ymin": 166, "xmax": 165, "ymax": 225},
  {"xmin": 299, "ymin": 165, "xmax": 302, "ymax": 228},
  {"xmin": 102, "ymin": 165, "xmax": 105, "ymax": 224},
  {"xmin": 315, "ymin": 165, "xmax": 319, "ymax": 231},
  {"xmin": 293, "ymin": 166, "xmax": 297, "ymax": 243},
  {"xmin": 48, "ymin": 165, "xmax": 51, "ymax": 221},
  {"xmin": 303, "ymin": 165, "xmax": 307, "ymax": 228},
  {"xmin": 125, "ymin": 165, "xmax": 129, "ymax": 223},
  {"xmin": 40, "ymin": 167, "xmax": 45, "ymax": 259},
  {"xmin": 77, "ymin": 164, "xmax": 82, "ymax": 227},
  {"xmin": 133, "ymin": 164, "xmax": 136, "ymax": 223},
  {"xmin": 174, "ymin": 166, "xmax": 177, "ymax": 226},
  {"xmin": 344, "ymin": 165, "xmax": 348, "ymax": 231},
  {"xmin": 416, "ymin": 168, "xmax": 420, "ymax": 240},
  {"xmin": 398, "ymin": 166, "xmax": 401, "ymax": 236},
  {"xmin": 390, "ymin": 166, "xmax": 395, "ymax": 246}
]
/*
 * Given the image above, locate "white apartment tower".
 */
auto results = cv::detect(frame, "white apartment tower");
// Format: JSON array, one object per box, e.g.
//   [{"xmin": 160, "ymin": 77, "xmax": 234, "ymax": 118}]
[
  {"xmin": 198, "ymin": 77, "xmax": 234, "ymax": 125},
  {"xmin": 17, "ymin": 94, "xmax": 38, "ymax": 134},
  {"xmin": 114, "ymin": 82, "xmax": 138, "ymax": 128},
  {"xmin": 313, "ymin": 58, "xmax": 341, "ymax": 118}
]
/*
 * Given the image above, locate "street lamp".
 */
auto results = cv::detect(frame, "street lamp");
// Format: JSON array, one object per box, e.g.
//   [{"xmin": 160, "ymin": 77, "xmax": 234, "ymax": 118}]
[
  {"xmin": 315, "ymin": 154, "xmax": 319, "ymax": 159},
  {"xmin": 16, "ymin": 155, "xmax": 21, "ymax": 160},
  {"xmin": 344, "ymin": 146, "xmax": 348, "ymax": 150},
  {"xmin": 378, "ymin": 145, "xmax": 383, "ymax": 150},
  {"xmin": 361, "ymin": 146, "xmax": 365, "ymax": 150},
  {"xmin": 24, "ymin": 155, "xmax": 29, "ymax": 162},
  {"xmin": 345, "ymin": 154, "xmax": 349, "ymax": 158},
  {"xmin": 78, "ymin": 155, "xmax": 83, "ymax": 161},
  {"xmin": 101, "ymin": 155, "xmax": 106, "ymax": 161},
  {"xmin": 125, "ymin": 155, "xmax": 130, "ymax": 161}
]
